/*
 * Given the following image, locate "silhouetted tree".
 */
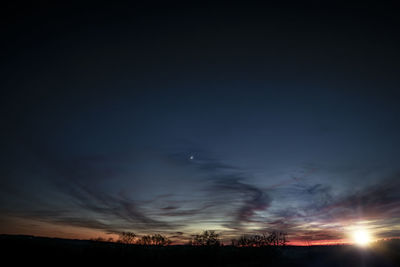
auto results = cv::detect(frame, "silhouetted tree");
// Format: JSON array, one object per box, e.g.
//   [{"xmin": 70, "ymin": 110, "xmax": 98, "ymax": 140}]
[
  {"xmin": 118, "ymin": 232, "xmax": 137, "ymax": 244},
  {"xmin": 270, "ymin": 231, "xmax": 287, "ymax": 246},
  {"xmin": 191, "ymin": 230, "xmax": 221, "ymax": 246},
  {"xmin": 237, "ymin": 235, "xmax": 252, "ymax": 247},
  {"xmin": 151, "ymin": 234, "xmax": 171, "ymax": 246},
  {"xmin": 138, "ymin": 234, "xmax": 171, "ymax": 246},
  {"xmin": 236, "ymin": 234, "xmax": 264, "ymax": 247},
  {"xmin": 138, "ymin": 235, "xmax": 152, "ymax": 245},
  {"xmin": 233, "ymin": 231, "xmax": 287, "ymax": 247}
]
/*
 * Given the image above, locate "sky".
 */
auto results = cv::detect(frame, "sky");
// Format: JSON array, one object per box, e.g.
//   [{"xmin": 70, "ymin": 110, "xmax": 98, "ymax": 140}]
[{"xmin": 1, "ymin": 2, "xmax": 400, "ymax": 245}]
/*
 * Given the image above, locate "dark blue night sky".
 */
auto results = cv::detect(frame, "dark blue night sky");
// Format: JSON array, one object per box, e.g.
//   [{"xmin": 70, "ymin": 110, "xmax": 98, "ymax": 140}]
[{"xmin": 1, "ymin": 3, "xmax": 400, "ymax": 244}]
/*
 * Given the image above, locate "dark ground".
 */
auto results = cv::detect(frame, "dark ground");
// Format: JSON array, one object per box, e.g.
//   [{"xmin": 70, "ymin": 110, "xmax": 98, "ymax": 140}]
[{"xmin": 1, "ymin": 235, "xmax": 399, "ymax": 266}]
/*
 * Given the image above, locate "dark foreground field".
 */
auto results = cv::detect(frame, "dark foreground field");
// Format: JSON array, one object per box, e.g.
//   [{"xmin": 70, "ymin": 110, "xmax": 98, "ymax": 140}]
[{"xmin": 1, "ymin": 235, "xmax": 399, "ymax": 267}]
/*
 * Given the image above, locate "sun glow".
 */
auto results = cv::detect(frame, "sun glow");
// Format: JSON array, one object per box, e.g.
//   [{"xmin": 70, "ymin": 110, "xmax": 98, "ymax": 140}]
[{"xmin": 352, "ymin": 229, "xmax": 371, "ymax": 246}]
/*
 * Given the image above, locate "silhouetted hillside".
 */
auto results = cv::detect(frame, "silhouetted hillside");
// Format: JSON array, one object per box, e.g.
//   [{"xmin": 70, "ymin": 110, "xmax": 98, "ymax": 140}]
[{"xmin": 1, "ymin": 235, "xmax": 399, "ymax": 267}]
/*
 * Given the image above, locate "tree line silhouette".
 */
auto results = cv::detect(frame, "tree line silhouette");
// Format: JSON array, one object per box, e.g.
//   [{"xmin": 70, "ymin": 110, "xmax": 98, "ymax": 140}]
[
  {"xmin": 105, "ymin": 230, "xmax": 287, "ymax": 247},
  {"xmin": 117, "ymin": 232, "xmax": 171, "ymax": 246},
  {"xmin": 232, "ymin": 232, "xmax": 287, "ymax": 247}
]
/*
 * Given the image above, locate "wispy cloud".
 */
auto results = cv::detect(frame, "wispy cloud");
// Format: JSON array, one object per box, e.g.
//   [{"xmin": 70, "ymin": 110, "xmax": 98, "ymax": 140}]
[
  {"xmin": 2, "ymin": 142, "xmax": 400, "ymax": 243},
  {"xmin": 210, "ymin": 176, "xmax": 271, "ymax": 229}
]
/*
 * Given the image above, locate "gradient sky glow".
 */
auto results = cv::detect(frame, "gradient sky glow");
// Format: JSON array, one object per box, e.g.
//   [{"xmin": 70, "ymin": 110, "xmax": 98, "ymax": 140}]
[{"xmin": 1, "ymin": 2, "xmax": 400, "ymax": 245}]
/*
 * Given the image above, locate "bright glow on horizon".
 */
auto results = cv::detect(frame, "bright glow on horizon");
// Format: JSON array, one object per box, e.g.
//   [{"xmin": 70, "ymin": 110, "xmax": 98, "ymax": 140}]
[{"xmin": 352, "ymin": 229, "xmax": 371, "ymax": 246}]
